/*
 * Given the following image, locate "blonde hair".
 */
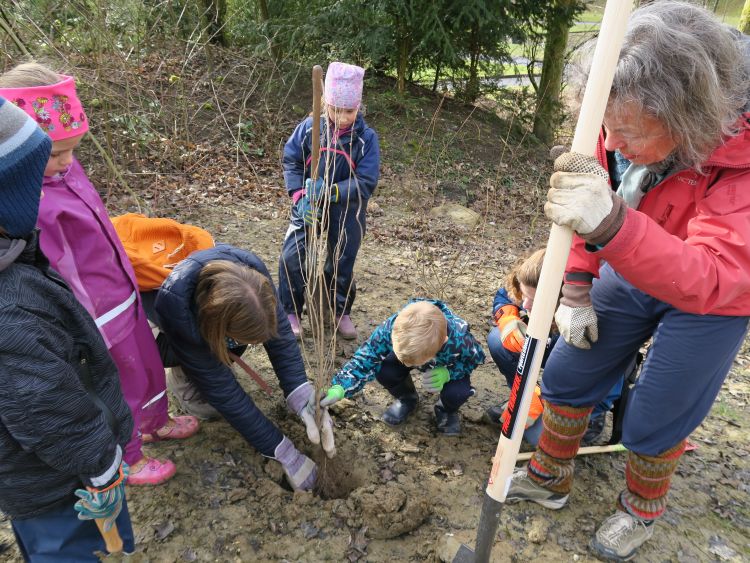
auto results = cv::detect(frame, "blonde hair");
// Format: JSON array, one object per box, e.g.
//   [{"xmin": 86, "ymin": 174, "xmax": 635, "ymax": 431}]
[
  {"xmin": 0, "ymin": 62, "xmax": 61, "ymax": 87},
  {"xmin": 195, "ymin": 260, "xmax": 278, "ymax": 366},
  {"xmin": 392, "ymin": 301, "xmax": 447, "ymax": 366},
  {"xmin": 505, "ymin": 249, "xmax": 545, "ymax": 304}
]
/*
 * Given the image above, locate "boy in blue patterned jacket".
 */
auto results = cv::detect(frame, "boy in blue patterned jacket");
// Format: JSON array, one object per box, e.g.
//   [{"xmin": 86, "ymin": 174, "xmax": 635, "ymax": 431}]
[{"xmin": 321, "ymin": 299, "xmax": 485, "ymax": 436}]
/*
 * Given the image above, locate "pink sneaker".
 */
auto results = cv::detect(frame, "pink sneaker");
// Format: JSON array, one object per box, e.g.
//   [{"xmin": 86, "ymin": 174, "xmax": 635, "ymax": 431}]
[
  {"xmin": 142, "ymin": 415, "xmax": 199, "ymax": 443},
  {"xmin": 336, "ymin": 314, "xmax": 357, "ymax": 340},
  {"xmin": 127, "ymin": 457, "xmax": 176, "ymax": 486},
  {"xmin": 288, "ymin": 313, "xmax": 302, "ymax": 339}
]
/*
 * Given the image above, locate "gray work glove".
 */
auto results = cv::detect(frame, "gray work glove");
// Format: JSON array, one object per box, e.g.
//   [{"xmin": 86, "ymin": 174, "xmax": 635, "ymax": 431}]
[
  {"xmin": 287, "ymin": 382, "xmax": 336, "ymax": 458},
  {"xmin": 555, "ymin": 282, "xmax": 598, "ymax": 349},
  {"xmin": 272, "ymin": 436, "xmax": 317, "ymax": 491},
  {"xmin": 546, "ymin": 152, "xmax": 626, "ymax": 246}
]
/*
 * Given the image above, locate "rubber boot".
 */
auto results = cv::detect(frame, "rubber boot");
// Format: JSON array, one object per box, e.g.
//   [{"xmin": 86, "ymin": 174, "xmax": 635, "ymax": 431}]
[
  {"xmin": 434, "ymin": 404, "xmax": 461, "ymax": 436},
  {"xmin": 381, "ymin": 377, "xmax": 418, "ymax": 425}
]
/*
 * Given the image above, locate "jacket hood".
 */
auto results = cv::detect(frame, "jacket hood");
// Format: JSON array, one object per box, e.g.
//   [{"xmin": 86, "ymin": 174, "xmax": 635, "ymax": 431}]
[
  {"xmin": 0, "ymin": 237, "xmax": 26, "ymax": 272},
  {"xmin": 705, "ymin": 115, "xmax": 750, "ymax": 169}
]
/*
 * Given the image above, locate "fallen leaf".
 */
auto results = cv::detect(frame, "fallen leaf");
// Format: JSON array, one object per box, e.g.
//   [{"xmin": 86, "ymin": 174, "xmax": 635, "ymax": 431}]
[{"xmin": 154, "ymin": 520, "xmax": 175, "ymax": 540}]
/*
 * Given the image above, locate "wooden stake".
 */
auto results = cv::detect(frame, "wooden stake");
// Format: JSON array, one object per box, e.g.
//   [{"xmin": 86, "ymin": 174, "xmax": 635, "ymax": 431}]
[
  {"xmin": 95, "ymin": 519, "xmax": 123, "ymax": 553},
  {"xmin": 516, "ymin": 443, "xmax": 626, "ymax": 462}
]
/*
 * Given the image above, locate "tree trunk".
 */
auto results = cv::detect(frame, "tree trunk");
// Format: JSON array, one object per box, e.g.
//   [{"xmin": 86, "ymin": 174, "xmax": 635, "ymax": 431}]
[
  {"xmin": 740, "ymin": 0, "xmax": 750, "ymax": 34},
  {"xmin": 464, "ymin": 25, "xmax": 480, "ymax": 103},
  {"xmin": 255, "ymin": 0, "xmax": 280, "ymax": 61},
  {"xmin": 201, "ymin": 0, "xmax": 227, "ymax": 46},
  {"xmin": 396, "ymin": 30, "xmax": 411, "ymax": 94},
  {"xmin": 532, "ymin": 3, "xmax": 573, "ymax": 145},
  {"xmin": 432, "ymin": 58, "xmax": 442, "ymax": 92},
  {"xmin": 257, "ymin": 0, "xmax": 269, "ymax": 20}
]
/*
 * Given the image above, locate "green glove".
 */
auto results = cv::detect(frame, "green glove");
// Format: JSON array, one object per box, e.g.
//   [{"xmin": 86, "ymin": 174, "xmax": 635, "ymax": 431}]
[
  {"xmin": 421, "ymin": 366, "xmax": 450, "ymax": 393},
  {"xmin": 320, "ymin": 384, "xmax": 345, "ymax": 407}
]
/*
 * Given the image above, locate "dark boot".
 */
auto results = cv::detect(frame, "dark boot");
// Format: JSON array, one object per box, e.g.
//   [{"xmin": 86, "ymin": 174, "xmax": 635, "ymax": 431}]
[
  {"xmin": 381, "ymin": 377, "xmax": 418, "ymax": 425},
  {"xmin": 482, "ymin": 403, "xmax": 505, "ymax": 425},
  {"xmin": 434, "ymin": 404, "xmax": 461, "ymax": 436}
]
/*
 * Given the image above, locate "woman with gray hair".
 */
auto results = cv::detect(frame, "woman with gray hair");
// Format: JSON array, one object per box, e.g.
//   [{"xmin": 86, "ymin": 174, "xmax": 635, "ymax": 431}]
[{"xmin": 505, "ymin": 2, "xmax": 750, "ymax": 561}]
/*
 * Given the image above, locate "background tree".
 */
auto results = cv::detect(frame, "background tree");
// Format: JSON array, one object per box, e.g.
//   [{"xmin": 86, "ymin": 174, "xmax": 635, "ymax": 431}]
[
  {"xmin": 740, "ymin": 0, "xmax": 750, "ymax": 34},
  {"xmin": 530, "ymin": 0, "xmax": 585, "ymax": 145}
]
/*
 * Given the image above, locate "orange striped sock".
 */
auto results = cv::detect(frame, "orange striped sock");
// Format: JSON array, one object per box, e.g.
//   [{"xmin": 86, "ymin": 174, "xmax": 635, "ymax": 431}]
[
  {"xmin": 618, "ymin": 440, "xmax": 686, "ymax": 520},
  {"xmin": 528, "ymin": 402, "xmax": 593, "ymax": 494}
]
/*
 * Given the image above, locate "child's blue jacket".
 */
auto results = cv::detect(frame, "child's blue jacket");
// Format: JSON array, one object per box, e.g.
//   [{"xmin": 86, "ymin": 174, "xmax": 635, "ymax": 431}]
[
  {"xmin": 332, "ymin": 299, "xmax": 485, "ymax": 397},
  {"xmin": 282, "ymin": 113, "xmax": 379, "ymax": 204}
]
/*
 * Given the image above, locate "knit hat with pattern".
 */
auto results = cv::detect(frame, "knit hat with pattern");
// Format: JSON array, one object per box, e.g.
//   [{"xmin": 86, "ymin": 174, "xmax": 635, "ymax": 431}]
[
  {"xmin": 324, "ymin": 62, "xmax": 365, "ymax": 109},
  {"xmin": 0, "ymin": 96, "xmax": 51, "ymax": 237}
]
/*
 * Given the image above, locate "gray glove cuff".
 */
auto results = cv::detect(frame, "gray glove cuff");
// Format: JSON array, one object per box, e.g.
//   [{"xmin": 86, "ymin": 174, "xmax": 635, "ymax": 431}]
[
  {"xmin": 560, "ymin": 283, "xmax": 592, "ymax": 308},
  {"xmin": 583, "ymin": 194, "xmax": 627, "ymax": 247},
  {"xmin": 286, "ymin": 381, "xmax": 313, "ymax": 414}
]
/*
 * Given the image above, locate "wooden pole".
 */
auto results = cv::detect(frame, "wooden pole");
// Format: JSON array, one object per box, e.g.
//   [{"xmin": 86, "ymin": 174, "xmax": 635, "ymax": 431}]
[
  {"xmin": 95, "ymin": 519, "xmax": 123, "ymax": 553},
  {"xmin": 516, "ymin": 443, "xmax": 626, "ymax": 462}
]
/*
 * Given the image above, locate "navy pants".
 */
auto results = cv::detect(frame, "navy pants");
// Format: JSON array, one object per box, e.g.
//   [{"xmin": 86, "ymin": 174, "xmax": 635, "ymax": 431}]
[
  {"xmin": 486, "ymin": 327, "xmax": 622, "ymax": 418},
  {"xmin": 12, "ymin": 498, "xmax": 134, "ymax": 562},
  {"xmin": 542, "ymin": 264, "xmax": 749, "ymax": 455},
  {"xmin": 375, "ymin": 351, "xmax": 475, "ymax": 413},
  {"xmin": 279, "ymin": 200, "xmax": 366, "ymax": 317}
]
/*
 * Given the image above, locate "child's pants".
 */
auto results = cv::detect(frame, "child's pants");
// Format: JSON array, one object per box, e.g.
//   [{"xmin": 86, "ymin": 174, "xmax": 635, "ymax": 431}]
[
  {"xmin": 541, "ymin": 263, "xmax": 749, "ymax": 455},
  {"xmin": 11, "ymin": 497, "xmax": 135, "ymax": 562},
  {"xmin": 111, "ymin": 314, "xmax": 169, "ymax": 465},
  {"xmin": 375, "ymin": 351, "xmax": 474, "ymax": 412},
  {"xmin": 279, "ymin": 200, "xmax": 366, "ymax": 317}
]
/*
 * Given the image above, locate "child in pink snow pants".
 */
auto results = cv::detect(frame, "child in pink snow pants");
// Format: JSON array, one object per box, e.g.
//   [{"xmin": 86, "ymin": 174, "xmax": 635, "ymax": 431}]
[{"xmin": 0, "ymin": 63, "xmax": 199, "ymax": 486}]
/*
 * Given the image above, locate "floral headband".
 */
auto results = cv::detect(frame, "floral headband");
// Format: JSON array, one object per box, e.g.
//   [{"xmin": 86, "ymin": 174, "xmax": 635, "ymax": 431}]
[{"xmin": 0, "ymin": 75, "xmax": 89, "ymax": 141}]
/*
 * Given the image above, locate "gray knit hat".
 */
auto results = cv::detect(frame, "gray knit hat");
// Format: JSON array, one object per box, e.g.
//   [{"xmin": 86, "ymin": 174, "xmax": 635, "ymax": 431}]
[{"xmin": 0, "ymin": 96, "xmax": 51, "ymax": 237}]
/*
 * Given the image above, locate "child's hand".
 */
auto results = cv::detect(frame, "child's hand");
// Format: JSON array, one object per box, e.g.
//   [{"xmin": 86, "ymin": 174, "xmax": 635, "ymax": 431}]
[
  {"xmin": 494, "ymin": 304, "xmax": 527, "ymax": 353},
  {"xmin": 320, "ymin": 384, "xmax": 345, "ymax": 407},
  {"xmin": 304, "ymin": 178, "xmax": 340, "ymax": 203},
  {"xmin": 421, "ymin": 366, "xmax": 450, "ymax": 393},
  {"xmin": 73, "ymin": 462, "xmax": 129, "ymax": 531},
  {"xmin": 297, "ymin": 195, "xmax": 321, "ymax": 226}
]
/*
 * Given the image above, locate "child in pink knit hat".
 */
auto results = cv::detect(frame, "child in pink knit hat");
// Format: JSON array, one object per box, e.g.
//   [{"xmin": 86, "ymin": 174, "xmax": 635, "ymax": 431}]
[
  {"xmin": 0, "ymin": 63, "xmax": 200, "ymax": 487},
  {"xmin": 279, "ymin": 62, "xmax": 380, "ymax": 341}
]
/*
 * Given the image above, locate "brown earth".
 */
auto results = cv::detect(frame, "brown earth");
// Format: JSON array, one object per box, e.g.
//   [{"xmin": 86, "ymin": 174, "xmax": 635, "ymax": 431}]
[{"xmin": 0, "ymin": 68, "xmax": 748, "ymax": 562}]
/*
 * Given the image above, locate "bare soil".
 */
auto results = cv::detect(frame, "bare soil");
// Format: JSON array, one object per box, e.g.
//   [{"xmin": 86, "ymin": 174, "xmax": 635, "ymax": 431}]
[{"xmin": 0, "ymin": 70, "xmax": 748, "ymax": 563}]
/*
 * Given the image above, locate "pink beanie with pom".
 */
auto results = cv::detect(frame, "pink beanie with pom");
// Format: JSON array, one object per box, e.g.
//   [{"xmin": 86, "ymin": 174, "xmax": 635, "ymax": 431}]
[{"xmin": 324, "ymin": 62, "xmax": 364, "ymax": 109}]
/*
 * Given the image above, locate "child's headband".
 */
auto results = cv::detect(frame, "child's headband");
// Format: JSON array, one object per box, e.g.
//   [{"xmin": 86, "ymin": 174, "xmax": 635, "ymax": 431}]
[{"xmin": 0, "ymin": 75, "xmax": 89, "ymax": 141}]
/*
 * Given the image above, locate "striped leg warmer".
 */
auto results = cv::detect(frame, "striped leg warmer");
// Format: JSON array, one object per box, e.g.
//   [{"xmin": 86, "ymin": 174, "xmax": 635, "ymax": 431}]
[
  {"xmin": 528, "ymin": 402, "xmax": 593, "ymax": 494},
  {"xmin": 618, "ymin": 440, "xmax": 687, "ymax": 520}
]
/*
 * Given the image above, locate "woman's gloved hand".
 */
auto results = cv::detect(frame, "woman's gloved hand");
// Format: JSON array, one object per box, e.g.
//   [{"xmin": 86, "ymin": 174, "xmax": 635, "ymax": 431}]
[{"xmin": 287, "ymin": 382, "xmax": 336, "ymax": 457}]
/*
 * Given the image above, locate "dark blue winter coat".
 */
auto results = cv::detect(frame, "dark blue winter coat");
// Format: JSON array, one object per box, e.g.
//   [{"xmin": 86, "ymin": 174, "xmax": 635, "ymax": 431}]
[
  {"xmin": 0, "ymin": 233, "xmax": 132, "ymax": 519},
  {"xmin": 282, "ymin": 113, "xmax": 379, "ymax": 203},
  {"xmin": 151, "ymin": 245, "xmax": 307, "ymax": 453}
]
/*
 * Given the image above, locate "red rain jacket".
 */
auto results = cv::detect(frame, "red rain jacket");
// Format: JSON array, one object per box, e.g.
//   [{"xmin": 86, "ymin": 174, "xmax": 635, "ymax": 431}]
[{"xmin": 566, "ymin": 116, "xmax": 750, "ymax": 316}]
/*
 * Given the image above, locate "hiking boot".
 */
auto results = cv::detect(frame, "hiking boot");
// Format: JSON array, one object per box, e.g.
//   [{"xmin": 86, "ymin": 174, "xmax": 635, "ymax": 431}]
[
  {"xmin": 434, "ymin": 404, "xmax": 461, "ymax": 436},
  {"xmin": 167, "ymin": 366, "xmax": 220, "ymax": 420},
  {"xmin": 582, "ymin": 412, "xmax": 607, "ymax": 446},
  {"xmin": 336, "ymin": 314, "xmax": 357, "ymax": 340},
  {"xmin": 287, "ymin": 313, "xmax": 302, "ymax": 340},
  {"xmin": 590, "ymin": 511, "xmax": 654, "ymax": 561},
  {"xmin": 382, "ymin": 377, "xmax": 418, "ymax": 425},
  {"xmin": 505, "ymin": 469, "xmax": 569, "ymax": 509},
  {"xmin": 483, "ymin": 404, "xmax": 504, "ymax": 425}
]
